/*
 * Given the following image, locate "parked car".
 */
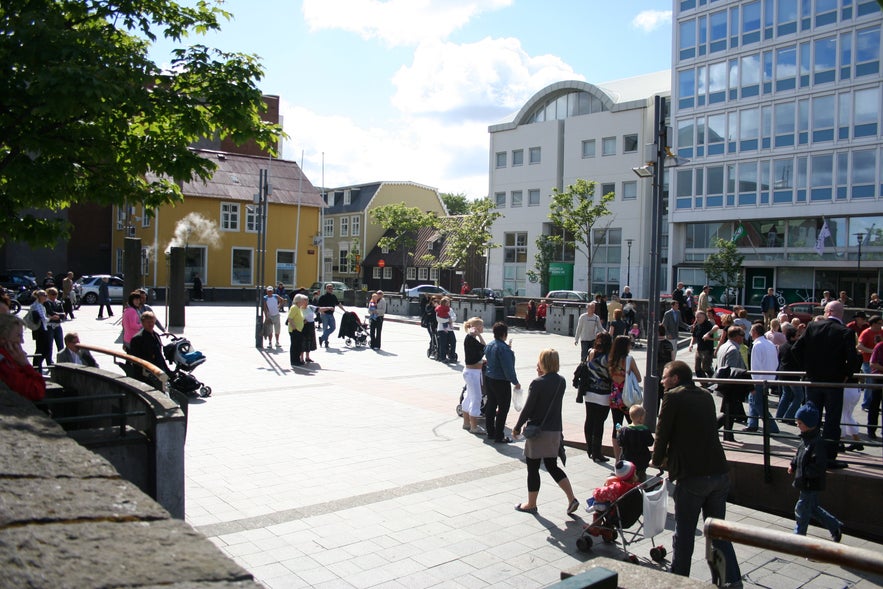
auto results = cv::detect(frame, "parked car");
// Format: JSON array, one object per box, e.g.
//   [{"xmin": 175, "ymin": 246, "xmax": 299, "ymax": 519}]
[
  {"xmin": 405, "ymin": 284, "xmax": 451, "ymax": 300},
  {"xmin": 469, "ymin": 287, "xmax": 503, "ymax": 300},
  {"xmin": 0, "ymin": 272, "xmax": 38, "ymax": 294},
  {"xmin": 308, "ymin": 281, "xmax": 351, "ymax": 299},
  {"xmin": 75, "ymin": 275, "xmax": 125, "ymax": 304},
  {"xmin": 782, "ymin": 302, "xmax": 824, "ymax": 324},
  {"xmin": 707, "ymin": 306, "xmax": 735, "ymax": 327},
  {"xmin": 545, "ymin": 290, "xmax": 590, "ymax": 302}
]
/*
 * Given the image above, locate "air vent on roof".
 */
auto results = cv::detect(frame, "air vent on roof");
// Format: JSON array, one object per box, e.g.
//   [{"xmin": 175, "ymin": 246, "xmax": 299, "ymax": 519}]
[{"xmin": 217, "ymin": 154, "xmax": 226, "ymax": 160}]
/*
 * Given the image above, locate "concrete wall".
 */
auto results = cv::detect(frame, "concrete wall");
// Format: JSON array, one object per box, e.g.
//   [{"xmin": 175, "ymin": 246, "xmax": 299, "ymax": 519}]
[{"xmin": 0, "ymin": 384, "xmax": 262, "ymax": 588}]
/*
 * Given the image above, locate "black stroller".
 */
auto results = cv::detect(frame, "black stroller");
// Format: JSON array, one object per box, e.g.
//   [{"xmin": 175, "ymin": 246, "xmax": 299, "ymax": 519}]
[
  {"xmin": 162, "ymin": 334, "xmax": 211, "ymax": 398},
  {"xmin": 338, "ymin": 311, "xmax": 368, "ymax": 347},
  {"xmin": 576, "ymin": 474, "xmax": 669, "ymax": 564}
]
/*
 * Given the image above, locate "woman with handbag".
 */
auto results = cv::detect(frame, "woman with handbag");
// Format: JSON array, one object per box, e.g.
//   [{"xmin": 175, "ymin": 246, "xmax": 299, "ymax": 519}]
[
  {"xmin": 575, "ymin": 333, "xmax": 613, "ymax": 462},
  {"xmin": 608, "ymin": 335, "xmax": 641, "ymax": 462},
  {"xmin": 512, "ymin": 348, "xmax": 579, "ymax": 515}
]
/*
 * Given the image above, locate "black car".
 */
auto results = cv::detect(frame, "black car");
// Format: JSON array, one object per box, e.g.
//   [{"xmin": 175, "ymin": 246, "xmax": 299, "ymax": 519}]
[{"xmin": 0, "ymin": 272, "xmax": 38, "ymax": 294}]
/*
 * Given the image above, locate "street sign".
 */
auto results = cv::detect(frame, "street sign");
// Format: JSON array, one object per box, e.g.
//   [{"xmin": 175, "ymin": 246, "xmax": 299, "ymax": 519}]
[{"xmin": 378, "ymin": 259, "xmax": 385, "ymax": 268}]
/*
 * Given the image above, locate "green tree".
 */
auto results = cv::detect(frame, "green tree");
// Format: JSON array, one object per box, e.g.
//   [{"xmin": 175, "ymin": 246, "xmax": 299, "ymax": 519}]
[
  {"xmin": 370, "ymin": 203, "xmax": 438, "ymax": 290},
  {"xmin": 703, "ymin": 238, "xmax": 745, "ymax": 308},
  {"xmin": 440, "ymin": 192, "xmax": 470, "ymax": 215},
  {"xmin": 1, "ymin": 0, "xmax": 281, "ymax": 246},
  {"xmin": 549, "ymin": 179, "xmax": 614, "ymax": 290},
  {"xmin": 526, "ymin": 234, "xmax": 559, "ymax": 294},
  {"xmin": 435, "ymin": 198, "xmax": 501, "ymax": 284}
]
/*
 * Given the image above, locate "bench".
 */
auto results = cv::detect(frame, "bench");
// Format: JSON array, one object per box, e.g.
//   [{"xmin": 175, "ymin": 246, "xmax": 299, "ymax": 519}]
[{"xmin": 506, "ymin": 302, "xmax": 529, "ymax": 327}]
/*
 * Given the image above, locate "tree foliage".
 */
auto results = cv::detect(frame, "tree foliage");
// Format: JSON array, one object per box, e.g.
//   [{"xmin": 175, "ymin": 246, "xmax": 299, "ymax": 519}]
[
  {"xmin": 440, "ymin": 192, "xmax": 470, "ymax": 215},
  {"xmin": 526, "ymin": 234, "xmax": 559, "ymax": 294},
  {"xmin": 370, "ymin": 202, "xmax": 437, "ymax": 287},
  {"xmin": 435, "ymin": 198, "xmax": 501, "ymax": 278},
  {"xmin": 703, "ymin": 238, "xmax": 745, "ymax": 307},
  {"xmin": 0, "ymin": 0, "xmax": 282, "ymax": 246},
  {"xmin": 549, "ymin": 179, "xmax": 614, "ymax": 284}
]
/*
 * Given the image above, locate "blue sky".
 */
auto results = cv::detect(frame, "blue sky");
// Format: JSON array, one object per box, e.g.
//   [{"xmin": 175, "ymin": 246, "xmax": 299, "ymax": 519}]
[{"xmin": 149, "ymin": 0, "xmax": 673, "ymax": 197}]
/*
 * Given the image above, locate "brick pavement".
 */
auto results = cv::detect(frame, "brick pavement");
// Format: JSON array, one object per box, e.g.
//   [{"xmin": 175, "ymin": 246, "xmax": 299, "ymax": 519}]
[{"xmin": 37, "ymin": 303, "xmax": 883, "ymax": 588}]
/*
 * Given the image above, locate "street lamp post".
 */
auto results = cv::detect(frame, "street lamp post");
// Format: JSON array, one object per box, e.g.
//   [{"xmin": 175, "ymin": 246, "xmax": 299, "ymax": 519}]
[
  {"xmin": 254, "ymin": 169, "xmax": 269, "ymax": 349},
  {"xmin": 626, "ymin": 239, "xmax": 633, "ymax": 288},
  {"xmin": 855, "ymin": 232, "xmax": 865, "ymax": 305}
]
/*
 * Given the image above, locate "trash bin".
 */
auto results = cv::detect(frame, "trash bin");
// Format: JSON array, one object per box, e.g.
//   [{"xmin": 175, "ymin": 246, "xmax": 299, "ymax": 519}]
[{"xmin": 495, "ymin": 306, "xmax": 504, "ymax": 323}]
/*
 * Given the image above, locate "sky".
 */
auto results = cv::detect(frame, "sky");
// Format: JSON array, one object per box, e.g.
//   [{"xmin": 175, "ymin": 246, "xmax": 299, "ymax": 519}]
[{"xmin": 149, "ymin": 0, "xmax": 673, "ymax": 198}]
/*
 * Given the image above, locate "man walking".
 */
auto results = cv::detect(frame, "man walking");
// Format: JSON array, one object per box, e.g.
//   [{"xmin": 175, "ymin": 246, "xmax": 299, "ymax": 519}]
[
  {"xmin": 792, "ymin": 301, "xmax": 861, "ymax": 469},
  {"xmin": 697, "ymin": 285, "xmax": 711, "ymax": 315},
  {"xmin": 573, "ymin": 302, "xmax": 605, "ymax": 362},
  {"xmin": 317, "ymin": 283, "xmax": 346, "ymax": 348},
  {"xmin": 748, "ymin": 323, "xmax": 780, "ymax": 434},
  {"xmin": 652, "ymin": 361, "xmax": 742, "ymax": 587},
  {"xmin": 661, "ymin": 300, "xmax": 688, "ymax": 351},
  {"xmin": 761, "ymin": 288, "xmax": 780, "ymax": 329},
  {"xmin": 688, "ymin": 310, "xmax": 718, "ymax": 378}
]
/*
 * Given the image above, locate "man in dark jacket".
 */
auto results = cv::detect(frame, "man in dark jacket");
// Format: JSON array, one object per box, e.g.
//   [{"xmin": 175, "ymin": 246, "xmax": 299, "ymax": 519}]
[
  {"xmin": 792, "ymin": 301, "xmax": 861, "ymax": 469},
  {"xmin": 652, "ymin": 361, "xmax": 741, "ymax": 586},
  {"xmin": 128, "ymin": 311, "xmax": 170, "ymax": 381}
]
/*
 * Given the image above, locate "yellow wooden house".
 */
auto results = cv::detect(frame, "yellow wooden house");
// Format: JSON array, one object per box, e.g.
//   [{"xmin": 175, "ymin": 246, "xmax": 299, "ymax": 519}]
[{"xmin": 111, "ymin": 149, "xmax": 325, "ymax": 299}]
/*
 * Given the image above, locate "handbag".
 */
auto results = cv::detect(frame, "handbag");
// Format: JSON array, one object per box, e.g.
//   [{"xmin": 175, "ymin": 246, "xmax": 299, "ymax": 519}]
[
  {"xmin": 522, "ymin": 380, "xmax": 564, "ymax": 438},
  {"xmin": 623, "ymin": 355, "xmax": 644, "ymax": 407}
]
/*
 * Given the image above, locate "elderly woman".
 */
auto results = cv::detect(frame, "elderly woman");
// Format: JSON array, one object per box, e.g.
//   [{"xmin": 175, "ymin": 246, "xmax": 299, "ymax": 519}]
[
  {"xmin": 0, "ymin": 314, "xmax": 46, "ymax": 401},
  {"xmin": 513, "ymin": 348, "xmax": 578, "ymax": 515},
  {"xmin": 287, "ymin": 293, "xmax": 308, "ymax": 367},
  {"xmin": 461, "ymin": 317, "xmax": 487, "ymax": 434}
]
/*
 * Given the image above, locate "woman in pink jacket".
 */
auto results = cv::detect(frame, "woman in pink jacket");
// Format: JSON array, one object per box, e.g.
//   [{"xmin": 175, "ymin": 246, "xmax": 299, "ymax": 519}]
[{"xmin": 122, "ymin": 291, "xmax": 143, "ymax": 352}]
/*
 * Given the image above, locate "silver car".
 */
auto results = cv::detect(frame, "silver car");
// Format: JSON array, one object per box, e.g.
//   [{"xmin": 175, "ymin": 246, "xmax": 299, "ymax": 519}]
[{"xmin": 75, "ymin": 275, "xmax": 125, "ymax": 304}]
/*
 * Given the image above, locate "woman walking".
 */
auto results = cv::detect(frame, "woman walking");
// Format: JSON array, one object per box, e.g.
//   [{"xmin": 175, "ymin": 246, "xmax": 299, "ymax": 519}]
[
  {"xmin": 513, "ymin": 348, "xmax": 579, "ymax": 515},
  {"xmin": 577, "ymin": 333, "xmax": 613, "ymax": 462},
  {"xmin": 461, "ymin": 317, "xmax": 486, "ymax": 434},
  {"xmin": 484, "ymin": 322, "xmax": 520, "ymax": 444},
  {"xmin": 608, "ymin": 335, "xmax": 641, "ymax": 461},
  {"xmin": 121, "ymin": 291, "xmax": 143, "ymax": 352},
  {"xmin": 287, "ymin": 294, "xmax": 306, "ymax": 367}
]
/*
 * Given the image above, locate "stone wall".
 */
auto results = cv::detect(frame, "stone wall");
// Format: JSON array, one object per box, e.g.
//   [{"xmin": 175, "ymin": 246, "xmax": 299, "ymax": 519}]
[{"xmin": 0, "ymin": 384, "xmax": 263, "ymax": 588}]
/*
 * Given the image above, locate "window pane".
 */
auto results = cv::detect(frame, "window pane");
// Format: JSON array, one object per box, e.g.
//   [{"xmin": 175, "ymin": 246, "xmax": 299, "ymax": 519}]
[
  {"xmin": 231, "ymin": 249, "xmax": 252, "ymax": 285},
  {"xmin": 602, "ymin": 137, "xmax": 616, "ymax": 155},
  {"xmin": 623, "ymin": 134, "xmax": 638, "ymax": 153},
  {"xmin": 582, "ymin": 139, "xmax": 596, "ymax": 158},
  {"xmin": 529, "ymin": 146, "xmax": 541, "ymax": 163},
  {"xmin": 512, "ymin": 149, "xmax": 523, "ymax": 166}
]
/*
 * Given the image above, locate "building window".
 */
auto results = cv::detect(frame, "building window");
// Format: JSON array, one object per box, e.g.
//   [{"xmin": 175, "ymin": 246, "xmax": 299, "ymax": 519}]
[
  {"xmin": 503, "ymin": 232, "xmax": 527, "ymax": 296},
  {"xmin": 407, "ymin": 267, "xmax": 417, "ymax": 281},
  {"xmin": 381, "ymin": 245, "xmax": 389, "ymax": 254},
  {"xmin": 511, "ymin": 190, "xmax": 523, "ymax": 207},
  {"xmin": 324, "ymin": 218, "xmax": 334, "ymax": 237},
  {"xmin": 622, "ymin": 181, "xmax": 637, "ymax": 200},
  {"xmin": 429, "ymin": 267, "xmax": 439, "ymax": 281},
  {"xmin": 601, "ymin": 183, "xmax": 615, "ymax": 199},
  {"xmin": 383, "ymin": 267, "xmax": 392, "ymax": 279},
  {"xmin": 623, "ymin": 134, "xmax": 639, "ymax": 153},
  {"xmin": 116, "ymin": 206, "xmax": 127, "ymax": 231},
  {"xmin": 591, "ymin": 228, "xmax": 622, "ymax": 296},
  {"xmin": 115, "ymin": 249, "xmax": 124, "ymax": 275},
  {"xmin": 276, "ymin": 250, "xmax": 295, "ymax": 286},
  {"xmin": 338, "ymin": 248, "xmax": 350, "ymax": 274},
  {"xmin": 602, "ymin": 137, "xmax": 616, "ymax": 156},
  {"xmin": 245, "ymin": 205, "xmax": 259, "ymax": 233},
  {"xmin": 351, "ymin": 215, "xmax": 360, "ymax": 236},
  {"xmin": 231, "ymin": 248, "xmax": 253, "ymax": 285},
  {"xmin": 582, "ymin": 139, "xmax": 596, "ymax": 158},
  {"xmin": 418, "ymin": 267, "xmax": 429, "ymax": 280},
  {"xmin": 528, "ymin": 189, "xmax": 540, "ymax": 206},
  {"xmin": 185, "ymin": 247, "xmax": 207, "ymax": 286},
  {"xmin": 343, "ymin": 190, "xmax": 351, "ymax": 205},
  {"xmin": 141, "ymin": 207, "xmax": 151, "ymax": 228},
  {"xmin": 372, "ymin": 267, "xmax": 381, "ymax": 279},
  {"xmin": 340, "ymin": 216, "xmax": 349, "ymax": 237},
  {"xmin": 512, "ymin": 149, "xmax": 524, "ymax": 166},
  {"xmin": 495, "ymin": 191, "xmax": 506, "ymax": 208},
  {"xmin": 221, "ymin": 203, "xmax": 240, "ymax": 231},
  {"xmin": 529, "ymin": 147, "xmax": 541, "ymax": 164},
  {"xmin": 495, "ymin": 152, "xmax": 507, "ymax": 168}
]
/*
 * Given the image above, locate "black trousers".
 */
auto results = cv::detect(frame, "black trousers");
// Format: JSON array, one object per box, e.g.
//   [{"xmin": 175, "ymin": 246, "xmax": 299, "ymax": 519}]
[
  {"xmin": 807, "ymin": 386, "xmax": 843, "ymax": 462},
  {"xmin": 584, "ymin": 402, "xmax": 610, "ymax": 459},
  {"xmin": 32, "ymin": 328, "xmax": 52, "ymax": 369},
  {"xmin": 369, "ymin": 316, "xmax": 384, "ymax": 348},
  {"xmin": 484, "ymin": 376, "xmax": 512, "ymax": 441}
]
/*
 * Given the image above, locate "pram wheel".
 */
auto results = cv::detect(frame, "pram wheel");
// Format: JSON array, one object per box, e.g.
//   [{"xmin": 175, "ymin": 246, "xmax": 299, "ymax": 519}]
[
  {"xmin": 625, "ymin": 554, "xmax": 639, "ymax": 564},
  {"xmin": 650, "ymin": 546, "xmax": 667, "ymax": 562},
  {"xmin": 456, "ymin": 404, "xmax": 463, "ymax": 417},
  {"xmin": 576, "ymin": 535, "xmax": 593, "ymax": 552},
  {"xmin": 199, "ymin": 386, "xmax": 212, "ymax": 398}
]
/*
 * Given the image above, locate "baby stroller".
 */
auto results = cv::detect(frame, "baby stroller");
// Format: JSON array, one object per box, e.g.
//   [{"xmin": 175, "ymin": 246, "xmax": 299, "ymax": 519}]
[
  {"xmin": 162, "ymin": 334, "xmax": 211, "ymax": 398},
  {"xmin": 576, "ymin": 474, "xmax": 669, "ymax": 564},
  {"xmin": 338, "ymin": 311, "xmax": 368, "ymax": 347}
]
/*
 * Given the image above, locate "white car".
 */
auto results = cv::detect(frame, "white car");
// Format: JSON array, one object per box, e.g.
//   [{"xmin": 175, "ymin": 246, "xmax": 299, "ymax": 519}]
[
  {"xmin": 75, "ymin": 275, "xmax": 125, "ymax": 304},
  {"xmin": 405, "ymin": 284, "xmax": 451, "ymax": 300}
]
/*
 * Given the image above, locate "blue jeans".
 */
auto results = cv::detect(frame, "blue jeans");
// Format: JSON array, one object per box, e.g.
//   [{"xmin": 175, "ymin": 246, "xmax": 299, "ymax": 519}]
[
  {"xmin": 748, "ymin": 384, "xmax": 779, "ymax": 433},
  {"xmin": 775, "ymin": 384, "xmax": 805, "ymax": 420},
  {"xmin": 795, "ymin": 489, "xmax": 840, "ymax": 537},
  {"xmin": 319, "ymin": 313, "xmax": 336, "ymax": 345},
  {"xmin": 672, "ymin": 473, "xmax": 741, "ymax": 585}
]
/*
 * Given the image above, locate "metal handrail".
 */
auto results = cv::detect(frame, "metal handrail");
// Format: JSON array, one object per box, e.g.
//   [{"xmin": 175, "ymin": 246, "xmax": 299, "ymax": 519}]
[
  {"xmin": 77, "ymin": 343, "xmax": 168, "ymax": 389},
  {"xmin": 704, "ymin": 518, "xmax": 883, "ymax": 578}
]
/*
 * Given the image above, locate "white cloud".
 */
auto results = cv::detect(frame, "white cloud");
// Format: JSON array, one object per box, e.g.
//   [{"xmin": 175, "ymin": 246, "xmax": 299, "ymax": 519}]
[
  {"xmin": 392, "ymin": 37, "xmax": 583, "ymax": 118},
  {"xmin": 632, "ymin": 10, "xmax": 672, "ymax": 32},
  {"xmin": 302, "ymin": 0, "xmax": 512, "ymax": 46}
]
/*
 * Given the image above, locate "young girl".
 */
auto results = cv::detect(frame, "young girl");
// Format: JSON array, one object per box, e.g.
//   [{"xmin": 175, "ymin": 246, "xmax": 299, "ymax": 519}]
[
  {"xmin": 608, "ymin": 335, "xmax": 641, "ymax": 462},
  {"xmin": 628, "ymin": 323, "xmax": 640, "ymax": 343}
]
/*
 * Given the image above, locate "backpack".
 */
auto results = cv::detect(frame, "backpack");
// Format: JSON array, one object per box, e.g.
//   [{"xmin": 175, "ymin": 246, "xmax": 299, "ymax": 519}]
[{"xmin": 22, "ymin": 309, "xmax": 41, "ymax": 331}]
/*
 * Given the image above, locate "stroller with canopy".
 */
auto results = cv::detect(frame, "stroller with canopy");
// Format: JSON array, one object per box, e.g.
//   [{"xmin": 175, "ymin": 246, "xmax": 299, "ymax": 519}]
[
  {"xmin": 162, "ymin": 333, "xmax": 211, "ymax": 398},
  {"xmin": 576, "ymin": 474, "xmax": 669, "ymax": 564},
  {"xmin": 338, "ymin": 311, "xmax": 368, "ymax": 347}
]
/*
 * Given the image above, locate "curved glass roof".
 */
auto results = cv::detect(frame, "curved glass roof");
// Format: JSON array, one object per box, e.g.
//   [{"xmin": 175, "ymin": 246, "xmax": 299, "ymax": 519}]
[{"xmin": 524, "ymin": 90, "xmax": 608, "ymax": 124}]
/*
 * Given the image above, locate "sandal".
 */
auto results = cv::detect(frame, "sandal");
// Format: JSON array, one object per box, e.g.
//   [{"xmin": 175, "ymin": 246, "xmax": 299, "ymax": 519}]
[
  {"xmin": 515, "ymin": 504, "xmax": 538, "ymax": 514},
  {"xmin": 567, "ymin": 498, "xmax": 580, "ymax": 515}
]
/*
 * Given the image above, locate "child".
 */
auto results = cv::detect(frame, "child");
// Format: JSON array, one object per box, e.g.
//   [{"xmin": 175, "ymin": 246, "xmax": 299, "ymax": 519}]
[
  {"xmin": 788, "ymin": 402, "xmax": 842, "ymax": 542},
  {"xmin": 587, "ymin": 460, "xmax": 640, "ymax": 515},
  {"xmin": 617, "ymin": 405, "xmax": 654, "ymax": 481},
  {"xmin": 629, "ymin": 323, "xmax": 640, "ymax": 342}
]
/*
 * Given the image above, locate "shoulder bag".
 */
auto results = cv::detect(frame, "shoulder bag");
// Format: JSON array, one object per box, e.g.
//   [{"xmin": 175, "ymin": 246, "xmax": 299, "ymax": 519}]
[
  {"xmin": 622, "ymin": 355, "xmax": 644, "ymax": 407},
  {"xmin": 523, "ymin": 380, "xmax": 564, "ymax": 438}
]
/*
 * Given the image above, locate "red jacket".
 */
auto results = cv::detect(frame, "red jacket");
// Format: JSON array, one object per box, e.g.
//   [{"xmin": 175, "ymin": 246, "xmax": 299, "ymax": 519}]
[{"xmin": 0, "ymin": 352, "xmax": 46, "ymax": 401}]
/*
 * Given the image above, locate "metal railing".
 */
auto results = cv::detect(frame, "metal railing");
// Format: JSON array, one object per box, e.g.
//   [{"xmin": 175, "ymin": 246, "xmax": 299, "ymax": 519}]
[{"xmin": 696, "ymin": 371, "xmax": 883, "ymax": 480}]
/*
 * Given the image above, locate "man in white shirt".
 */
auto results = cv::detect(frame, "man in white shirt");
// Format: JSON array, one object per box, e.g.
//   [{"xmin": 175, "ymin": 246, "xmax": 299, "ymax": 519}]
[
  {"xmin": 748, "ymin": 323, "xmax": 779, "ymax": 433},
  {"xmin": 574, "ymin": 302, "xmax": 605, "ymax": 362}
]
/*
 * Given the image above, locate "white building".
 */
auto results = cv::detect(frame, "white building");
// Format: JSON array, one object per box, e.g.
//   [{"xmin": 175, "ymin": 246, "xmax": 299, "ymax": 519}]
[
  {"xmin": 487, "ymin": 73, "xmax": 670, "ymax": 298},
  {"xmin": 670, "ymin": 0, "xmax": 883, "ymax": 307}
]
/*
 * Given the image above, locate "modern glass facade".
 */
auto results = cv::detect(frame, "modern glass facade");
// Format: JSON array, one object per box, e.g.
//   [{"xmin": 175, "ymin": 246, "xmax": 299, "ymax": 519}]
[{"xmin": 671, "ymin": 0, "xmax": 883, "ymax": 304}]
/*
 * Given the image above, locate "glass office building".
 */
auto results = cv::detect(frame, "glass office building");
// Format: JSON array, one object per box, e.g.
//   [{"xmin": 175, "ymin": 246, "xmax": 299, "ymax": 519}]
[{"xmin": 670, "ymin": 0, "xmax": 882, "ymax": 306}]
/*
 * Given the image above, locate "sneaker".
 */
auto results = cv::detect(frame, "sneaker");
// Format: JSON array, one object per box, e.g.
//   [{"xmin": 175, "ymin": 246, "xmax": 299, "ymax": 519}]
[{"xmin": 470, "ymin": 426, "xmax": 487, "ymax": 435}]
